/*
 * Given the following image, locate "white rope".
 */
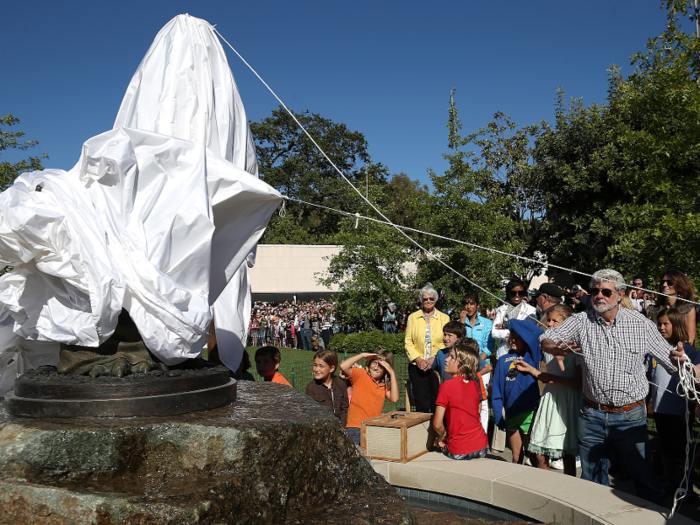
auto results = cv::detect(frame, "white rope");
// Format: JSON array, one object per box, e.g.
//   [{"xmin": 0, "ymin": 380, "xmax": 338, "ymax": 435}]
[
  {"xmin": 281, "ymin": 196, "xmax": 700, "ymax": 307},
  {"xmin": 213, "ymin": 28, "xmax": 521, "ymax": 318},
  {"xmin": 666, "ymin": 352, "xmax": 700, "ymax": 518}
]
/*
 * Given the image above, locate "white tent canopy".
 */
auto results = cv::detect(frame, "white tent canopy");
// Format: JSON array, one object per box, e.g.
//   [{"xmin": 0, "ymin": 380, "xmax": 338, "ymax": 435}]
[{"xmin": 0, "ymin": 14, "xmax": 281, "ymax": 394}]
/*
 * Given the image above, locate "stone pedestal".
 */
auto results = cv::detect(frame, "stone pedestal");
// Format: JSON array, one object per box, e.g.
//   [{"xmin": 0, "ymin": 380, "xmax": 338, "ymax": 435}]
[{"xmin": 0, "ymin": 381, "xmax": 415, "ymax": 524}]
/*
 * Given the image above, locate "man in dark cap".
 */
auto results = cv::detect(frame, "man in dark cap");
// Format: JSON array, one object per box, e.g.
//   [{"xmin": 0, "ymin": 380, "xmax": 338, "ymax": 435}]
[
  {"xmin": 572, "ymin": 285, "xmax": 591, "ymax": 313},
  {"xmin": 536, "ymin": 282, "xmax": 564, "ymax": 319}
]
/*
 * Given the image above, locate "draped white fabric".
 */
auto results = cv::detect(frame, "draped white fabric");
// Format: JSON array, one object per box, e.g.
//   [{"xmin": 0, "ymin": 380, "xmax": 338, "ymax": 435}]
[{"xmin": 0, "ymin": 14, "xmax": 280, "ymax": 394}]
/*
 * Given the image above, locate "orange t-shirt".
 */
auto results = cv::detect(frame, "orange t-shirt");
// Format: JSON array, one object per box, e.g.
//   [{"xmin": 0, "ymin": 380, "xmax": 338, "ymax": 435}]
[
  {"xmin": 271, "ymin": 371, "xmax": 292, "ymax": 387},
  {"xmin": 346, "ymin": 367, "xmax": 387, "ymax": 429}
]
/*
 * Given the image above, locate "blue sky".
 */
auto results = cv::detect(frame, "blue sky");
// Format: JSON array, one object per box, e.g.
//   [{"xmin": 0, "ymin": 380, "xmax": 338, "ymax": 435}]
[{"xmin": 1, "ymin": 1, "xmax": 677, "ymax": 189}]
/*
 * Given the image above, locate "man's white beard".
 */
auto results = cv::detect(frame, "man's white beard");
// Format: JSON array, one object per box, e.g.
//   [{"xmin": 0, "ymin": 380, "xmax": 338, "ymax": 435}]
[{"xmin": 593, "ymin": 300, "xmax": 617, "ymax": 314}]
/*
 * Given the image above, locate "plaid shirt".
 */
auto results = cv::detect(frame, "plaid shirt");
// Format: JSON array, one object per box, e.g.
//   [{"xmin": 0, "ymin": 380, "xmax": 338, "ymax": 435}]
[{"xmin": 540, "ymin": 307, "xmax": 677, "ymax": 407}]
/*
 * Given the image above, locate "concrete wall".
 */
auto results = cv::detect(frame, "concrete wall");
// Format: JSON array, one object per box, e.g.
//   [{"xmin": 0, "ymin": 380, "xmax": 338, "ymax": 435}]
[
  {"xmin": 249, "ymin": 243, "xmax": 551, "ymax": 300},
  {"xmin": 373, "ymin": 454, "xmax": 690, "ymax": 525},
  {"xmin": 249, "ymin": 244, "xmax": 340, "ymax": 297}
]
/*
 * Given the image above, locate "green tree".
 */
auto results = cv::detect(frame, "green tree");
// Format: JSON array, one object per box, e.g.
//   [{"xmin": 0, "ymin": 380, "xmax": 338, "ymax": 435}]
[
  {"xmin": 378, "ymin": 172, "xmax": 429, "ymax": 229},
  {"xmin": 319, "ymin": 219, "xmax": 418, "ymax": 330},
  {"xmin": 318, "ymin": 174, "xmax": 429, "ymax": 330},
  {"xmin": 322, "ymin": 93, "xmax": 545, "ymax": 327},
  {"xmin": 471, "ymin": 111, "xmax": 547, "ymax": 248},
  {"xmin": 418, "ymin": 92, "xmax": 532, "ymax": 312},
  {"xmin": 533, "ymin": 91, "xmax": 616, "ymax": 274},
  {"xmin": 1, "ymin": 115, "xmax": 47, "ymax": 191},
  {"xmin": 534, "ymin": 3, "xmax": 700, "ymax": 280},
  {"xmin": 601, "ymin": 5, "xmax": 700, "ymax": 277},
  {"xmin": 251, "ymin": 106, "xmax": 388, "ymax": 244}
]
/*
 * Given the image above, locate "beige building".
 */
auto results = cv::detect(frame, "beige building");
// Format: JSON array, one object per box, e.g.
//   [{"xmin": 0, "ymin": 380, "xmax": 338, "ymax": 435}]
[
  {"xmin": 249, "ymin": 244, "xmax": 552, "ymax": 303},
  {"xmin": 249, "ymin": 244, "xmax": 340, "ymax": 302}
]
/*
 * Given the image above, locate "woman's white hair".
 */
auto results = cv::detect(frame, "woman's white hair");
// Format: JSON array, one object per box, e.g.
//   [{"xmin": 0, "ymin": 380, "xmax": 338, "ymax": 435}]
[
  {"xmin": 419, "ymin": 284, "xmax": 438, "ymax": 302},
  {"xmin": 590, "ymin": 269, "xmax": 626, "ymax": 293}
]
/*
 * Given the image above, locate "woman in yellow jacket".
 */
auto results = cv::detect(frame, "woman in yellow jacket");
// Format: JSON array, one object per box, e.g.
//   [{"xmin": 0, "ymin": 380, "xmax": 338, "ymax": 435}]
[{"xmin": 405, "ymin": 284, "xmax": 450, "ymax": 413}]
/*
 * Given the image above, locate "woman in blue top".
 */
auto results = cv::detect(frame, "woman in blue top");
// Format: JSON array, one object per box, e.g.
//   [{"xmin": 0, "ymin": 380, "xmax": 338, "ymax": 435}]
[{"xmin": 492, "ymin": 319, "xmax": 542, "ymax": 464}]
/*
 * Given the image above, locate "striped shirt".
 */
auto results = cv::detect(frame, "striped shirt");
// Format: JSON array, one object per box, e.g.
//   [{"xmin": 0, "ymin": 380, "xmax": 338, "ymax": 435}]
[{"xmin": 540, "ymin": 306, "xmax": 676, "ymax": 407}]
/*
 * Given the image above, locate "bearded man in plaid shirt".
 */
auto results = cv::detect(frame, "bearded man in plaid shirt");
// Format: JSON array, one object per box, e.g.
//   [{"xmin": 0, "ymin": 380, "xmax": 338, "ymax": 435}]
[{"xmin": 540, "ymin": 269, "xmax": 679, "ymax": 506}]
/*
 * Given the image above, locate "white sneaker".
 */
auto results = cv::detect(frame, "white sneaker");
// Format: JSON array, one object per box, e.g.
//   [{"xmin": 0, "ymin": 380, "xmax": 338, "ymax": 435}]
[
  {"xmin": 523, "ymin": 456, "xmax": 532, "ymax": 466},
  {"xmin": 575, "ymin": 456, "xmax": 581, "ymax": 469},
  {"xmin": 550, "ymin": 458, "xmax": 564, "ymax": 470}
]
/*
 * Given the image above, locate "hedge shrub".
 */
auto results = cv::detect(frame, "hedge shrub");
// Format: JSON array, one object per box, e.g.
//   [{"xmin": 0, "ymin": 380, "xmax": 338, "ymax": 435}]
[{"xmin": 330, "ymin": 331, "xmax": 405, "ymax": 355}]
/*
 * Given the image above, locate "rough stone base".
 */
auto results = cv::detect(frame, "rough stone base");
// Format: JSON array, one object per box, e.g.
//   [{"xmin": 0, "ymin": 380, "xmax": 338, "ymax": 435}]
[{"xmin": 0, "ymin": 381, "xmax": 415, "ymax": 525}]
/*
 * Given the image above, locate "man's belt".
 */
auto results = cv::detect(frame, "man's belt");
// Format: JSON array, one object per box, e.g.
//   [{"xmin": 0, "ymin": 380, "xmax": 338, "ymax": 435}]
[{"xmin": 584, "ymin": 397, "xmax": 644, "ymax": 413}]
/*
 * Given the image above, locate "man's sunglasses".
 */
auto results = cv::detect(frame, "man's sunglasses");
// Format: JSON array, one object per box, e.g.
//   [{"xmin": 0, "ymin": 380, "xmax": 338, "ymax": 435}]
[{"xmin": 591, "ymin": 288, "xmax": 616, "ymax": 298}]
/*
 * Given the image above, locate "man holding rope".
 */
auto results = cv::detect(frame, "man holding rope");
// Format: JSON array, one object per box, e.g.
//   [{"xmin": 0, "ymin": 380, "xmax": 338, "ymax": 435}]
[{"xmin": 539, "ymin": 269, "xmax": 678, "ymax": 506}]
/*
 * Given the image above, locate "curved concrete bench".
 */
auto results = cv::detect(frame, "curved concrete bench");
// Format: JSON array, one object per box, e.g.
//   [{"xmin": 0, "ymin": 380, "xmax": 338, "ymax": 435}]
[{"xmin": 372, "ymin": 452, "xmax": 698, "ymax": 525}]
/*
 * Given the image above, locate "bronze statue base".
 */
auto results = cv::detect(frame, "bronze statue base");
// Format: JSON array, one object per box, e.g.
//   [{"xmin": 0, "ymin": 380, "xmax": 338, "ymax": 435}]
[{"xmin": 5, "ymin": 366, "xmax": 236, "ymax": 418}]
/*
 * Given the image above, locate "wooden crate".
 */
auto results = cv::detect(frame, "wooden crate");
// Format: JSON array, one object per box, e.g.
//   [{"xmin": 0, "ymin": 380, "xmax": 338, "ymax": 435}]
[{"xmin": 361, "ymin": 411, "xmax": 434, "ymax": 462}]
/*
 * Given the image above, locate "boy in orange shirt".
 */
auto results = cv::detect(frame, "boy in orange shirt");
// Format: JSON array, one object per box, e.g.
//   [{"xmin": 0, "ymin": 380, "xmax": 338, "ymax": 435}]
[
  {"xmin": 340, "ymin": 350, "xmax": 399, "ymax": 445},
  {"xmin": 255, "ymin": 346, "xmax": 292, "ymax": 386}
]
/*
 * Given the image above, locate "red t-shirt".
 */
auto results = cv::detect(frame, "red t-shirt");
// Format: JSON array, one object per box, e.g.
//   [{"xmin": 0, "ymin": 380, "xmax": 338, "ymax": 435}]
[
  {"xmin": 346, "ymin": 367, "xmax": 387, "ymax": 429},
  {"xmin": 435, "ymin": 377, "xmax": 488, "ymax": 455}
]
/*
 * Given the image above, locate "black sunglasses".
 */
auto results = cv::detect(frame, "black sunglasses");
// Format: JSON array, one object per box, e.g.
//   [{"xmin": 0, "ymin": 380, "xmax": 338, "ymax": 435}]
[
  {"xmin": 510, "ymin": 290, "xmax": 527, "ymax": 297},
  {"xmin": 660, "ymin": 279, "xmax": 673, "ymax": 286},
  {"xmin": 591, "ymin": 288, "xmax": 616, "ymax": 298}
]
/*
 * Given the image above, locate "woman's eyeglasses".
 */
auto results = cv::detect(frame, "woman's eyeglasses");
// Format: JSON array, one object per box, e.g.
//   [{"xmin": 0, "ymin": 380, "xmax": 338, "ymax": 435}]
[
  {"xmin": 510, "ymin": 290, "xmax": 527, "ymax": 297},
  {"xmin": 660, "ymin": 279, "xmax": 673, "ymax": 286},
  {"xmin": 422, "ymin": 297, "xmax": 436, "ymax": 302},
  {"xmin": 591, "ymin": 288, "xmax": 616, "ymax": 298}
]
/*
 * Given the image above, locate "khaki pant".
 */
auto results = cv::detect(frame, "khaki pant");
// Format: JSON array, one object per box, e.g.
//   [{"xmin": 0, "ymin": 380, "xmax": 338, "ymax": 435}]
[{"xmin": 491, "ymin": 407, "xmax": 507, "ymax": 452}]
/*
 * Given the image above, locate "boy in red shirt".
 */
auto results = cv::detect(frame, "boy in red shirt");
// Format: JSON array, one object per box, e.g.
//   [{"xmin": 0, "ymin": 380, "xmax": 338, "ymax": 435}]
[
  {"xmin": 433, "ymin": 338, "xmax": 488, "ymax": 460},
  {"xmin": 255, "ymin": 346, "xmax": 292, "ymax": 386}
]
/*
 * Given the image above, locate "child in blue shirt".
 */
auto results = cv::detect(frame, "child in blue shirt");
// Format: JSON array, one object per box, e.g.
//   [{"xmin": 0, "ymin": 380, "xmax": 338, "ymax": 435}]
[
  {"xmin": 492, "ymin": 319, "xmax": 543, "ymax": 464},
  {"xmin": 432, "ymin": 320, "xmax": 466, "ymax": 382}
]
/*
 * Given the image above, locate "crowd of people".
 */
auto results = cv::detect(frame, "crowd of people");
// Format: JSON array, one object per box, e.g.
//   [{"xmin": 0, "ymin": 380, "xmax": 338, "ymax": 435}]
[
  {"xmin": 241, "ymin": 267, "xmax": 700, "ymax": 509},
  {"xmin": 248, "ymin": 299, "xmax": 338, "ymax": 351},
  {"xmin": 411, "ymin": 269, "xmax": 700, "ymax": 508}
]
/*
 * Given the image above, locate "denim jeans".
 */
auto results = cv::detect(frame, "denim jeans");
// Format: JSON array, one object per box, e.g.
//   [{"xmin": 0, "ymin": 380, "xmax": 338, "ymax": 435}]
[
  {"xmin": 579, "ymin": 400, "xmax": 664, "ymax": 506},
  {"xmin": 443, "ymin": 445, "xmax": 488, "ymax": 460},
  {"xmin": 347, "ymin": 427, "xmax": 361, "ymax": 445}
]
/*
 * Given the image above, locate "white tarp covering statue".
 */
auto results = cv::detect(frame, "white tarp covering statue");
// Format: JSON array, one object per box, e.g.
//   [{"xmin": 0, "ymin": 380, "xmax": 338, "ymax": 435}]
[{"xmin": 0, "ymin": 14, "xmax": 282, "ymax": 395}]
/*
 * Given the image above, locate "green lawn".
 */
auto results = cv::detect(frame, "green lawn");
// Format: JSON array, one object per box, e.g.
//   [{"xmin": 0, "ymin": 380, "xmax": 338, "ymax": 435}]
[{"xmin": 243, "ymin": 346, "xmax": 411, "ymax": 413}]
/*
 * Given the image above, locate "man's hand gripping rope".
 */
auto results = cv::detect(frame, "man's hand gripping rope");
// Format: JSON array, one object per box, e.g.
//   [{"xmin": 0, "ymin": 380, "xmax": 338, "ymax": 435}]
[{"xmin": 540, "ymin": 339, "xmax": 582, "ymax": 372}]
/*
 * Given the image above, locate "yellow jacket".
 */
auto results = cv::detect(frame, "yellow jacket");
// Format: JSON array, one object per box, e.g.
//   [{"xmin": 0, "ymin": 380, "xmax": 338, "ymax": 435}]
[{"xmin": 404, "ymin": 309, "xmax": 450, "ymax": 364}]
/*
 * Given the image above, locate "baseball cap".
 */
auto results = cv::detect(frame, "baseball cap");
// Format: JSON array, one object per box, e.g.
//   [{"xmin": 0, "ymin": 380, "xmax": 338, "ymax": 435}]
[{"xmin": 537, "ymin": 283, "xmax": 564, "ymax": 298}]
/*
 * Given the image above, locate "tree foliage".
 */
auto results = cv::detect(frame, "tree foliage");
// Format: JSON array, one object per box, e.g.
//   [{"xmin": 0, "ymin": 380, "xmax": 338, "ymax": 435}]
[
  {"xmin": 319, "ymin": 219, "xmax": 418, "ymax": 330},
  {"xmin": 317, "ymin": 173, "xmax": 430, "ymax": 329},
  {"xmin": 0, "ymin": 115, "xmax": 47, "ymax": 191},
  {"xmin": 418, "ymin": 92, "xmax": 534, "ymax": 312},
  {"xmin": 534, "ymin": 4, "xmax": 700, "ymax": 280},
  {"xmin": 252, "ymin": 106, "xmax": 388, "ymax": 244}
]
